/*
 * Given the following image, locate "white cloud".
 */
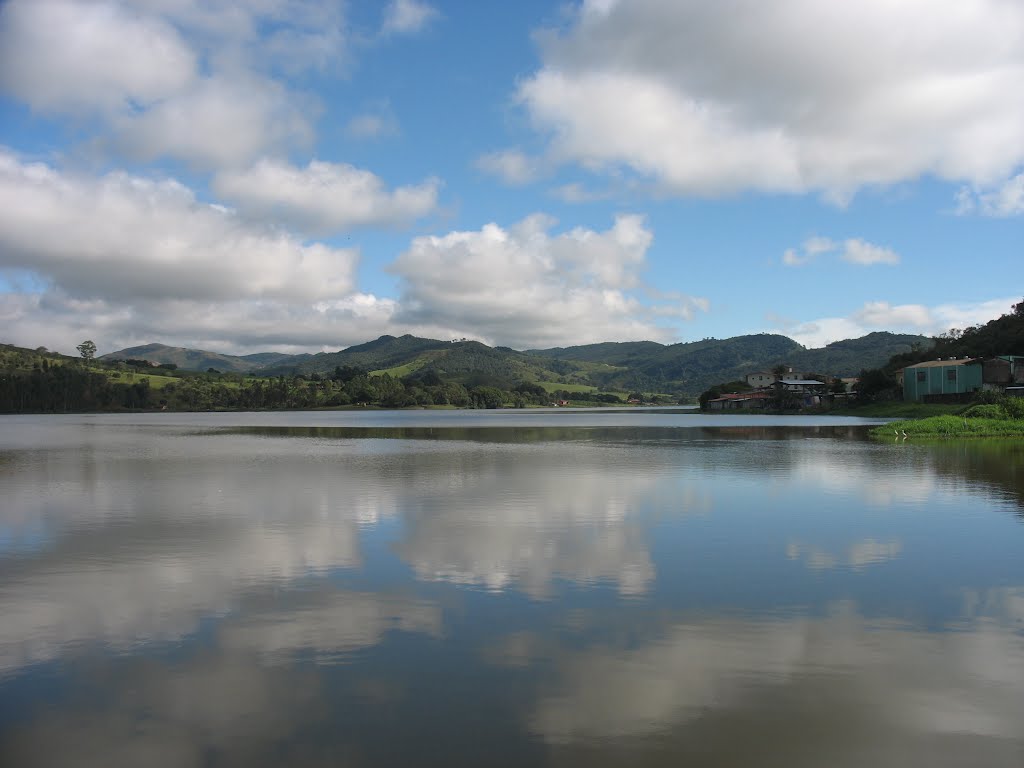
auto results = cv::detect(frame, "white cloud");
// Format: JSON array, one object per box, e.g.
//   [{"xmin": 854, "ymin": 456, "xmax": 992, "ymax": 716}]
[
  {"xmin": 0, "ymin": 288, "xmax": 408, "ymax": 357},
  {"xmin": 804, "ymin": 236, "xmax": 837, "ymax": 256},
  {"xmin": 477, "ymin": 149, "xmax": 544, "ymax": 185},
  {"xmin": 0, "ymin": 1, "xmax": 347, "ymax": 170},
  {"xmin": 853, "ymin": 301, "xmax": 933, "ymax": 328},
  {"xmin": 0, "ymin": 149, "xmax": 357, "ymax": 304},
  {"xmin": 381, "ymin": 0, "xmax": 438, "ymax": 36},
  {"xmin": 770, "ymin": 297, "xmax": 1016, "ymax": 348},
  {"xmin": 957, "ymin": 172, "xmax": 1024, "ymax": 217},
  {"xmin": 113, "ymin": 73, "xmax": 315, "ymax": 170},
  {"xmin": 345, "ymin": 110, "xmax": 399, "ymax": 139},
  {"xmin": 782, "ymin": 236, "xmax": 898, "ymax": 267},
  {"xmin": 0, "ymin": 152, "xmax": 703, "ymax": 354},
  {"xmin": 213, "ymin": 158, "xmax": 439, "ymax": 235},
  {"xmin": 389, "ymin": 213, "xmax": 706, "ymax": 349},
  {"xmin": 550, "ymin": 182, "xmax": 610, "ymax": 204},
  {"xmin": 841, "ymin": 239, "xmax": 900, "ymax": 266},
  {"xmin": 0, "ymin": 0, "xmax": 197, "ymax": 114},
  {"xmin": 518, "ymin": 0, "xmax": 1024, "ymax": 198}
]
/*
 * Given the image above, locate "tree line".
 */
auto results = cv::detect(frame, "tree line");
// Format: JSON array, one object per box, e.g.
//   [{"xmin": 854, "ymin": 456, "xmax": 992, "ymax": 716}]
[{"xmin": 0, "ymin": 347, "xmax": 629, "ymax": 413}]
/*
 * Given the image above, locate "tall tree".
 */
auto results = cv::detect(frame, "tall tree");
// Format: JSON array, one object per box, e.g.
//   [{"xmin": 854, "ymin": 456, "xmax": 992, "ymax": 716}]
[{"xmin": 77, "ymin": 340, "xmax": 97, "ymax": 364}]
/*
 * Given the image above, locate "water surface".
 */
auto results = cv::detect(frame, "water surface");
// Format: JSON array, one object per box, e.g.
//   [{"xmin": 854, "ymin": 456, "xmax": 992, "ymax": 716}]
[{"xmin": 2, "ymin": 409, "xmax": 1023, "ymax": 766}]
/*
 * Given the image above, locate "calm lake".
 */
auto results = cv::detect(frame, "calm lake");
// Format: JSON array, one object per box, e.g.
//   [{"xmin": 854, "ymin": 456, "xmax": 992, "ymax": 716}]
[{"xmin": 2, "ymin": 408, "xmax": 1023, "ymax": 766}]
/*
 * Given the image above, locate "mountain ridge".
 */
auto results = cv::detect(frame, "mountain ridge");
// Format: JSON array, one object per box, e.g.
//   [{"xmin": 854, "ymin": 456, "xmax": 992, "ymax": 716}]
[
  {"xmin": 103, "ymin": 331, "xmax": 930, "ymax": 395},
  {"xmin": 99, "ymin": 343, "xmax": 309, "ymax": 373}
]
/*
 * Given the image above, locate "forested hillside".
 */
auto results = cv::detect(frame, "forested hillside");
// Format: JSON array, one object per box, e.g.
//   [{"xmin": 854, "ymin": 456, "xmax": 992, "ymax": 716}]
[
  {"xmin": 784, "ymin": 332, "xmax": 931, "ymax": 376},
  {"xmin": 886, "ymin": 300, "xmax": 1024, "ymax": 371},
  {"xmin": 3, "ymin": 323, "xmax": 951, "ymax": 413},
  {"xmin": 101, "ymin": 343, "xmax": 306, "ymax": 373},
  {"xmin": 529, "ymin": 332, "xmax": 927, "ymax": 394}
]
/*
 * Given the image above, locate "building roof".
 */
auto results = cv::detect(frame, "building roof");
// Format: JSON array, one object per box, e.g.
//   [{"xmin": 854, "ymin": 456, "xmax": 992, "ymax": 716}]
[
  {"xmin": 779, "ymin": 379, "xmax": 824, "ymax": 385},
  {"xmin": 904, "ymin": 358, "xmax": 978, "ymax": 369},
  {"xmin": 708, "ymin": 391, "xmax": 772, "ymax": 402}
]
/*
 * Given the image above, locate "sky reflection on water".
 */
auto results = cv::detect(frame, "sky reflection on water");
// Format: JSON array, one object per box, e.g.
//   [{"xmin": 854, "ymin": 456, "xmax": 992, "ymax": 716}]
[{"xmin": 1, "ymin": 411, "xmax": 1023, "ymax": 766}]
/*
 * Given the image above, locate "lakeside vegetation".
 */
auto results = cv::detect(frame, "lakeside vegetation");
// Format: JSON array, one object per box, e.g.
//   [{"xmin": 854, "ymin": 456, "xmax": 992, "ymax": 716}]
[
  {"xmin": 697, "ymin": 299, "xmax": 1024, "ymax": 430},
  {"xmin": 4, "ymin": 299, "xmax": 1020, "ymax": 416},
  {"xmin": 98, "ymin": 329, "xmax": 930, "ymax": 401},
  {"xmin": 870, "ymin": 396, "xmax": 1024, "ymax": 438},
  {"xmin": 0, "ymin": 343, "xmax": 657, "ymax": 414}
]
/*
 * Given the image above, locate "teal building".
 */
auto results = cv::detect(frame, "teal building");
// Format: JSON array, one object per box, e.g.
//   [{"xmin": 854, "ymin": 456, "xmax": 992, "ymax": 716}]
[{"xmin": 902, "ymin": 359, "xmax": 982, "ymax": 402}]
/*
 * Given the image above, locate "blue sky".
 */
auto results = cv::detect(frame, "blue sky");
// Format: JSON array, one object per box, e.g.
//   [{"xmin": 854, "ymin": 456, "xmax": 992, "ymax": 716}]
[{"xmin": 0, "ymin": 0, "xmax": 1021, "ymax": 355}]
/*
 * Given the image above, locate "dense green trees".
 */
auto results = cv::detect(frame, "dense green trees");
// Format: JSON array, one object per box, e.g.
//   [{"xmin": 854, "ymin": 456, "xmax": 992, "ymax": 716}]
[
  {"xmin": 0, "ymin": 363, "xmax": 152, "ymax": 412},
  {"xmin": 76, "ymin": 340, "xmax": 96, "ymax": 364},
  {"xmin": 0, "ymin": 341, "xmax": 626, "ymax": 413}
]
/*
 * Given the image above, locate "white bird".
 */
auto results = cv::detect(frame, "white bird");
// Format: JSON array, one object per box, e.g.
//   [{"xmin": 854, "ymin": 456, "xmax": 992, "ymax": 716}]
[{"xmin": 901, "ymin": 429, "xmax": 907, "ymax": 437}]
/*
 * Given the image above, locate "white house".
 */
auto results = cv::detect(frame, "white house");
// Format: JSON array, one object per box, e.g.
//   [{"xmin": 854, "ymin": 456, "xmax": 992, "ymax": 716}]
[{"xmin": 745, "ymin": 368, "xmax": 806, "ymax": 388}]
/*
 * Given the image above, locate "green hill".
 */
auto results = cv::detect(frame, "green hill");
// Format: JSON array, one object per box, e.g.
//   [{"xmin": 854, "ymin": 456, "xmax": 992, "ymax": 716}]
[
  {"xmin": 265, "ymin": 335, "xmax": 575, "ymax": 388},
  {"xmin": 784, "ymin": 332, "xmax": 932, "ymax": 376},
  {"xmin": 91, "ymin": 327, "xmax": 937, "ymax": 397},
  {"xmin": 529, "ymin": 332, "xmax": 929, "ymax": 394},
  {"xmin": 886, "ymin": 300, "xmax": 1024, "ymax": 370},
  {"xmin": 100, "ymin": 343, "xmax": 307, "ymax": 373}
]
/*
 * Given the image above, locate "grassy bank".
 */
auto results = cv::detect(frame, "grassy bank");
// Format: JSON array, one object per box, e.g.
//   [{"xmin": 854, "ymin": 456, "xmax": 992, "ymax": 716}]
[
  {"xmin": 872, "ymin": 415, "xmax": 1024, "ymax": 438},
  {"xmin": 870, "ymin": 397, "xmax": 1024, "ymax": 437}
]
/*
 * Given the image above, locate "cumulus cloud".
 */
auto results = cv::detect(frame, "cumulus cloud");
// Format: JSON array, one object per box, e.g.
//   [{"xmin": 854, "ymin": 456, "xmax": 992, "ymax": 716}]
[
  {"xmin": 0, "ymin": 0, "xmax": 345, "ymax": 169},
  {"xmin": 0, "ymin": 0, "xmax": 196, "ymax": 114},
  {"xmin": 0, "ymin": 152, "xmax": 702, "ymax": 354},
  {"xmin": 549, "ymin": 182, "xmax": 611, "ymax": 204},
  {"xmin": 0, "ymin": 149, "xmax": 357, "ymax": 303},
  {"xmin": 388, "ymin": 213, "xmax": 706, "ymax": 348},
  {"xmin": 477, "ymin": 149, "xmax": 545, "ymax": 185},
  {"xmin": 113, "ymin": 73, "xmax": 315, "ymax": 170},
  {"xmin": 345, "ymin": 107, "xmax": 400, "ymax": 139},
  {"xmin": 957, "ymin": 172, "xmax": 1024, "ymax": 217},
  {"xmin": 841, "ymin": 239, "xmax": 900, "ymax": 266},
  {"xmin": 770, "ymin": 297, "xmax": 1016, "ymax": 348},
  {"xmin": 381, "ymin": 0, "xmax": 439, "ymax": 36},
  {"xmin": 782, "ymin": 236, "xmax": 899, "ymax": 267},
  {"xmin": 518, "ymin": 0, "xmax": 1024, "ymax": 198},
  {"xmin": 213, "ymin": 158, "xmax": 439, "ymax": 235},
  {"xmin": 0, "ymin": 289, "xmax": 408, "ymax": 357}
]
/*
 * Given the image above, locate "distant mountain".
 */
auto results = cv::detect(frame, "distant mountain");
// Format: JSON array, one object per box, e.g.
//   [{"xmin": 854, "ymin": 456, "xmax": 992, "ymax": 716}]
[
  {"xmin": 782, "ymin": 332, "xmax": 931, "ymax": 377},
  {"xmin": 263, "ymin": 334, "xmax": 575, "ymax": 388},
  {"xmin": 530, "ymin": 334, "xmax": 803, "ymax": 393},
  {"xmin": 268, "ymin": 334, "xmax": 452, "ymax": 375},
  {"xmin": 529, "ymin": 331, "xmax": 930, "ymax": 393},
  {"xmin": 100, "ymin": 343, "xmax": 308, "ymax": 373},
  {"xmin": 98, "ymin": 330, "xmax": 932, "ymax": 395},
  {"xmin": 527, "ymin": 340, "xmax": 666, "ymax": 365}
]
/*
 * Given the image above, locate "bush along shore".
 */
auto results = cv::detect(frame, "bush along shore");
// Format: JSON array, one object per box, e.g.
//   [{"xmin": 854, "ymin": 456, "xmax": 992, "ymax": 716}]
[{"xmin": 870, "ymin": 395, "xmax": 1024, "ymax": 438}]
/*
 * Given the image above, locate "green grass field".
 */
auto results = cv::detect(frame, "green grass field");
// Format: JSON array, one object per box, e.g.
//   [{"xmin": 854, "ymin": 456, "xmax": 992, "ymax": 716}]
[
  {"xmin": 98, "ymin": 369, "xmax": 245, "ymax": 390},
  {"xmin": 536, "ymin": 380, "xmax": 597, "ymax": 393},
  {"xmin": 872, "ymin": 415, "xmax": 1024, "ymax": 438},
  {"xmin": 370, "ymin": 360, "xmax": 427, "ymax": 378}
]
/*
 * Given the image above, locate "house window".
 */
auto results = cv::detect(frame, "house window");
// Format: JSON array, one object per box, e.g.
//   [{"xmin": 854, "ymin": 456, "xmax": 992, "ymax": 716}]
[
  {"xmin": 916, "ymin": 371, "xmax": 926, "ymax": 382},
  {"xmin": 947, "ymin": 369, "xmax": 956, "ymax": 381}
]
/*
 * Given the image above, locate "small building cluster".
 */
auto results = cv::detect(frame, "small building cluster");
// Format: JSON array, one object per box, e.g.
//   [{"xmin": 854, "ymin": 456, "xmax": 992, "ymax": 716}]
[
  {"xmin": 706, "ymin": 368, "xmax": 833, "ymax": 411},
  {"xmin": 705, "ymin": 355, "xmax": 1024, "ymax": 411},
  {"xmin": 901, "ymin": 356, "xmax": 1024, "ymax": 402}
]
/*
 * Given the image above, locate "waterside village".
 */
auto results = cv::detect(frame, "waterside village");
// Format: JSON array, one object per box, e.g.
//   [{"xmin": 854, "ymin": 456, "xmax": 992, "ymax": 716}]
[{"xmin": 706, "ymin": 356, "xmax": 1024, "ymax": 411}]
